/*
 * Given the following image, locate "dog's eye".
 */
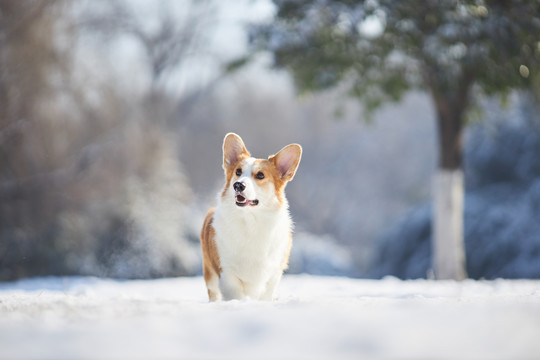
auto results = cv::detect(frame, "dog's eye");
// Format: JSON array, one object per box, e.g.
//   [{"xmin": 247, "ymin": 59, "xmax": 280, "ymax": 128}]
[
  {"xmin": 255, "ymin": 172, "xmax": 265, "ymax": 180},
  {"xmin": 236, "ymin": 168, "xmax": 242, "ymax": 176}
]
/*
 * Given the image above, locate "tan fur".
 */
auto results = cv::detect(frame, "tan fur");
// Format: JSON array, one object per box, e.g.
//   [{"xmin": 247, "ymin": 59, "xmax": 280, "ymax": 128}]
[
  {"xmin": 200, "ymin": 208, "xmax": 221, "ymax": 301},
  {"xmin": 281, "ymin": 234, "xmax": 293, "ymax": 271},
  {"xmin": 254, "ymin": 159, "xmax": 287, "ymax": 205}
]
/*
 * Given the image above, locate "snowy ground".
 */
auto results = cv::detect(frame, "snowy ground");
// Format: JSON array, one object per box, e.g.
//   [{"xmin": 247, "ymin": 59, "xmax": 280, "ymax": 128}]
[{"xmin": 1, "ymin": 275, "xmax": 539, "ymax": 360}]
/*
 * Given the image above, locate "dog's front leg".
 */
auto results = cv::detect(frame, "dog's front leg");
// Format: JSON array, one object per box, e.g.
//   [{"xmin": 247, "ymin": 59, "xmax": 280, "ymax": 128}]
[
  {"xmin": 260, "ymin": 271, "xmax": 283, "ymax": 301},
  {"xmin": 220, "ymin": 270, "xmax": 246, "ymax": 300}
]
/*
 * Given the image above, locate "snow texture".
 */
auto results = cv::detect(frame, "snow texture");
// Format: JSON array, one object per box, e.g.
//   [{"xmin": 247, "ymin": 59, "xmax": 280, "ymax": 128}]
[{"xmin": 1, "ymin": 275, "xmax": 539, "ymax": 359}]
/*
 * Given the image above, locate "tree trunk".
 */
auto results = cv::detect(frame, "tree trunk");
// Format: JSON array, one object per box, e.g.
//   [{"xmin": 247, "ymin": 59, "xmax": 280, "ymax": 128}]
[
  {"xmin": 430, "ymin": 80, "xmax": 470, "ymax": 280},
  {"xmin": 433, "ymin": 169, "xmax": 466, "ymax": 280}
]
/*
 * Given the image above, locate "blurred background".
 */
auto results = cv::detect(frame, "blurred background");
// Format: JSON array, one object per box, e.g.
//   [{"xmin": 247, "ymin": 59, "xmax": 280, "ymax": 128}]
[{"xmin": 1, "ymin": 0, "xmax": 539, "ymax": 281}]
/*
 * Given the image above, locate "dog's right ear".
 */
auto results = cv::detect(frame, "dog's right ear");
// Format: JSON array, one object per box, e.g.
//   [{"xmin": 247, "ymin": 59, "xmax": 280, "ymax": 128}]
[{"xmin": 223, "ymin": 133, "xmax": 250, "ymax": 169}]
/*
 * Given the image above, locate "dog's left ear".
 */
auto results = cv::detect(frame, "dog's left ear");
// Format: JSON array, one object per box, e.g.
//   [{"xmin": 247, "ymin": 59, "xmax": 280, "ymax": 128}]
[{"xmin": 269, "ymin": 144, "xmax": 302, "ymax": 181}]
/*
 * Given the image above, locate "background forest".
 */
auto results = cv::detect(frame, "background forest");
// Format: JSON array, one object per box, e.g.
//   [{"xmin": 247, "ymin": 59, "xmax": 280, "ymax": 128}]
[{"xmin": 1, "ymin": 0, "xmax": 539, "ymax": 281}]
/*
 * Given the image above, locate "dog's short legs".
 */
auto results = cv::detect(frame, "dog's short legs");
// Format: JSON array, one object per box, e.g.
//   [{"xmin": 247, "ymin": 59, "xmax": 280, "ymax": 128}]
[
  {"xmin": 243, "ymin": 282, "xmax": 266, "ymax": 300},
  {"xmin": 204, "ymin": 270, "xmax": 222, "ymax": 302},
  {"xmin": 220, "ymin": 271, "xmax": 245, "ymax": 300},
  {"xmin": 260, "ymin": 272, "xmax": 283, "ymax": 301}
]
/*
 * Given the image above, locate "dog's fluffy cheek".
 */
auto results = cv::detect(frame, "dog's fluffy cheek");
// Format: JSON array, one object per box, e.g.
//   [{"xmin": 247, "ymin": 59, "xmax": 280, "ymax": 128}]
[{"xmin": 258, "ymin": 181, "xmax": 281, "ymax": 206}]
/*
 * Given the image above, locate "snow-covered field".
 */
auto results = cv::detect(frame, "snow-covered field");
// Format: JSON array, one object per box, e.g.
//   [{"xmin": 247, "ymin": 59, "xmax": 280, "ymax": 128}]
[{"xmin": 1, "ymin": 275, "xmax": 539, "ymax": 360}]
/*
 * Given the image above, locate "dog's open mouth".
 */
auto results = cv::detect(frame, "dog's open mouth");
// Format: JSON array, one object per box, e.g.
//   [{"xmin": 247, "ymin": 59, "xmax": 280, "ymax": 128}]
[{"xmin": 235, "ymin": 194, "xmax": 259, "ymax": 207}]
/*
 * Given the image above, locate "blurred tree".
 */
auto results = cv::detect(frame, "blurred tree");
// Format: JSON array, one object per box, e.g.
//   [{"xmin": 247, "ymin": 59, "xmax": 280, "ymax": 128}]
[
  {"xmin": 248, "ymin": 0, "xmax": 540, "ymax": 280},
  {"xmin": 0, "ymin": 0, "xmax": 73, "ymax": 278},
  {"xmin": 77, "ymin": 0, "xmax": 217, "ymax": 124},
  {"xmin": 0, "ymin": 0, "xmax": 200, "ymax": 280}
]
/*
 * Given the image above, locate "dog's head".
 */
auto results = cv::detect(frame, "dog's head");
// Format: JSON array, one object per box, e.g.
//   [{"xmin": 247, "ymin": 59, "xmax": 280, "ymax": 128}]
[{"xmin": 221, "ymin": 133, "xmax": 302, "ymax": 209}]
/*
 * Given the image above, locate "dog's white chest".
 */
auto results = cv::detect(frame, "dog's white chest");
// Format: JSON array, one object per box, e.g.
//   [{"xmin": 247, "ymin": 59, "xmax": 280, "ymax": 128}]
[{"xmin": 213, "ymin": 204, "xmax": 291, "ymax": 284}]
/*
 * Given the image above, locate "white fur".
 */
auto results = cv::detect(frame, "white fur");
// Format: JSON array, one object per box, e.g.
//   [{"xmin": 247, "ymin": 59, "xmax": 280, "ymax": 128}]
[
  {"xmin": 212, "ymin": 159, "xmax": 292, "ymax": 301},
  {"xmin": 236, "ymin": 157, "xmax": 258, "ymax": 202}
]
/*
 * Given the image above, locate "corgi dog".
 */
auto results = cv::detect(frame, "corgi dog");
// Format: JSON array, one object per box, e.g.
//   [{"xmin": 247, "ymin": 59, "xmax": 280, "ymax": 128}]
[{"xmin": 200, "ymin": 133, "xmax": 302, "ymax": 301}]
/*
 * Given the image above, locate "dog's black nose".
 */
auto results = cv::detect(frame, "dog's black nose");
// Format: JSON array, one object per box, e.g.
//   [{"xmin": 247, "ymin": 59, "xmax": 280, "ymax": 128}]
[{"xmin": 233, "ymin": 181, "xmax": 245, "ymax": 192}]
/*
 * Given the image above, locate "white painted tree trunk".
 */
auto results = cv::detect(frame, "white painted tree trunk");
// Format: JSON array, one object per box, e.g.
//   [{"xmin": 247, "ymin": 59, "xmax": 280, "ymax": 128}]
[{"xmin": 432, "ymin": 169, "xmax": 467, "ymax": 280}]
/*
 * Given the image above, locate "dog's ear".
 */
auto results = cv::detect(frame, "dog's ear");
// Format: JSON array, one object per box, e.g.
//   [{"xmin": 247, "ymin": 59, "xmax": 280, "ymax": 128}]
[
  {"xmin": 223, "ymin": 133, "xmax": 250, "ymax": 169},
  {"xmin": 269, "ymin": 144, "xmax": 302, "ymax": 181}
]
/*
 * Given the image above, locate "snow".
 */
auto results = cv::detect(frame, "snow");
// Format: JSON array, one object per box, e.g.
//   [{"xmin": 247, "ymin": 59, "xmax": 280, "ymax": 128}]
[{"xmin": 1, "ymin": 276, "xmax": 539, "ymax": 359}]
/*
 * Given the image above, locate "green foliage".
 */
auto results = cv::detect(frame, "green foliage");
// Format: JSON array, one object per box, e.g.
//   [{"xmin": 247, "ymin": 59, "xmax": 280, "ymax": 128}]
[
  {"xmin": 250, "ymin": 0, "xmax": 540, "ymax": 115},
  {"xmin": 225, "ymin": 56, "xmax": 251, "ymax": 74}
]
